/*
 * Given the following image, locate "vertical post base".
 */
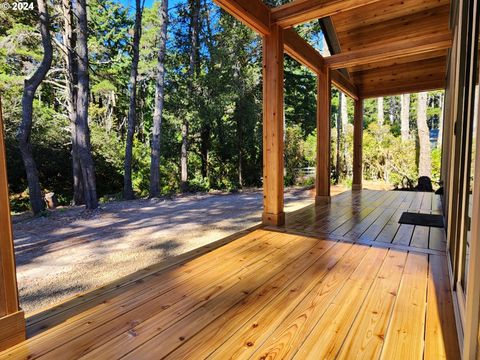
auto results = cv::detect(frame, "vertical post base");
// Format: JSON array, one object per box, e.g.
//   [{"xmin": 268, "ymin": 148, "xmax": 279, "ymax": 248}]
[
  {"xmin": 0, "ymin": 310, "xmax": 26, "ymax": 352},
  {"xmin": 352, "ymin": 184, "xmax": 362, "ymax": 190},
  {"xmin": 315, "ymin": 195, "xmax": 331, "ymax": 205},
  {"xmin": 262, "ymin": 212, "xmax": 285, "ymax": 226}
]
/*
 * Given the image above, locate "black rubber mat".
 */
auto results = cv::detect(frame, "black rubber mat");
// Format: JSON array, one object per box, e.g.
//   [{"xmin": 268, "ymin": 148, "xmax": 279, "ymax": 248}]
[{"xmin": 399, "ymin": 212, "xmax": 444, "ymax": 228}]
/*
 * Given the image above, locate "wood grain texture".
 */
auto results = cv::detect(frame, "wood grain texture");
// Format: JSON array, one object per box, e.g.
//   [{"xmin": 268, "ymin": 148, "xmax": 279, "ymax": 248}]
[
  {"xmin": 266, "ymin": 246, "xmax": 388, "ymax": 360},
  {"xmin": 271, "ymin": 0, "xmax": 382, "ymax": 28},
  {"xmin": 0, "ymin": 97, "xmax": 25, "ymax": 351},
  {"xmin": 294, "ymin": 246, "xmax": 388, "ymax": 359},
  {"xmin": 284, "ymin": 28, "xmax": 324, "ymax": 74},
  {"xmin": 336, "ymin": 249, "xmax": 408, "ymax": 359},
  {"xmin": 4, "ymin": 231, "xmax": 286, "ymax": 358},
  {"xmin": 212, "ymin": 0, "xmax": 270, "ymax": 35},
  {"xmin": 330, "ymin": 69, "xmax": 359, "ymax": 100},
  {"xmin": 205, "ymin": 242, "xmax": 354, "ymax": 359},
  {"xmin": 0, "ymin": 191, "xmax": 459, "ymax": 359},
  {"xmin": 27, "ymin": 224, "xmax": 264, "ymax": 336},
  {"xmin": 325, "ymin": 33, "xmax": 452, "ymax": 70},
  {"xmin": 424, "ymin": 255, "xmax": 461, "ymax": 359},
  {"xmin": 330, "ymin": 1, "xmax": 450, "ymax": 97},
  {"xmin": 78, "ymin": 235, "xmax": 315, "ymax": 360},
  {"xmin": 315, "ymin": 66, "xmax": 331, "ymax": 202},
  {"xmin": 380, "ymin": 253, "xmax": 428, "ymax": 359},
  {"xmin": 0, "ymin": 311, "xmax": 25, "ymax": 353},
  {"xmin": 161, "ymin": 239, "xmax": 339, "ymax": 360},
  {"xmin": 262, "ymin": 24, "xmax": 285, "ymax": 225}
]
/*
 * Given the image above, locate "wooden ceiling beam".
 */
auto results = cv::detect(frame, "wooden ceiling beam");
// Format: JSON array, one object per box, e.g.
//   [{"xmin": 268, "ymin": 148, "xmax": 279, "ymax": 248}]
[
  {"xmin": 330, "ymin": 70, "xmax": 359, "ymax": 100},
  {"xmin": 325, "ymin": 33, "xmax": 452, "ymax": 70},
  {"xmin": 347, "ymin": 49, "xmax": 448, "ymax": 73},
  {"xmin": 212, "ymin": 0, "xmax": 271, "ymax": 35},
  {"xmin": 354, "ymin": 56, "xmax": 446, "ymax": 97},
  {"xmin": 284, "ymin": 29, "xmax": 358, "ymax": 99},
  {"xmin": 271, "ymin": 0, "xmax": 383, "ymax": 28},
  {"xmin": 284, "ymin": 29, "xmax": 325, "ymax": 73},
  {"xmin": 213, "ymin": 0, "xmax": 358, "ymax": 98},
  {"xmin": 359, "ymin": 79, "xmax": 445, "ymax": 98},
  {"xmin": 352, "ymin": 56, "xmax": 446, "ymax": 84}
]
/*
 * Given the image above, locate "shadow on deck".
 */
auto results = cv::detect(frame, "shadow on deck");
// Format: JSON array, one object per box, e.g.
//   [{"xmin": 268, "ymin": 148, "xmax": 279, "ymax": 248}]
[{"xmin": 1, "ymin": 190, "xmax": 459, "ymax": 359}]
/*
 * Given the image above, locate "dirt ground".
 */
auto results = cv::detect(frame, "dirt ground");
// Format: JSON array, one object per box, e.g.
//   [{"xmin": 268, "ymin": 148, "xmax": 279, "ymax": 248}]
[{"xmin": 13, "ymin": 187, "xmax": 317, "ymax": 315}]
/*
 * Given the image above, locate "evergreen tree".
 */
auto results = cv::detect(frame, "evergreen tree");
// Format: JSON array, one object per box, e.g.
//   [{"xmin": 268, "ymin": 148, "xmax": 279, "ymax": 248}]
[
  {"xmin": 149, "ymin": 0, "xmax": 169, "ymax": 198},
  {"xmin": 124, "ymin": 0, "xmax": 145, "ymax": 200},
  {"xmin": 401, "ymin": 94, "xmax": 410, "ymax": 141},
  {"xmin": 18, "ymin": 0, "xmax": 52, "ymax": 214},
  {"xmin": 417, "ymin": 92, "xmax": 431, "ymax": 177}
]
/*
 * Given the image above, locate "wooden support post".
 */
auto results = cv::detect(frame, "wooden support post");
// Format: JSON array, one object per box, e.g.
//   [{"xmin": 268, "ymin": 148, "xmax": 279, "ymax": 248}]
[
  {"xmin": 262, "ymin": 25, "xmax": 285, "ymax": 226},
  {"xmin": 352, "ymin": 98, "xmax": 364, "ymax": 190},
  {"xmin": 315, "ymin": 65, "xmax": 331, "ymax": 205},
  {"xmin": 0, "ymin": 97, "xmax": 25, "ymax": 351}
]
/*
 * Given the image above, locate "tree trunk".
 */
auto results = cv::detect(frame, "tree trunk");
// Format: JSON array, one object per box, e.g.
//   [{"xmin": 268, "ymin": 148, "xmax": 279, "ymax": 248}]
[
  {"xmin": 200, "ymin": 125, "xmax": 210, "ymax": 179},
  {"xmin": 437, "ymin": 92, "xmax": 444, "ymax": 148},
  {"xmin": 73, "ymin": 0, "xmax": 98, "ymax": 209},
  {"xmin": 236, "ymin": 107, "xmax": 243, "ymax": 188},
  {"xmin": 417, "ymin": 91, "xmax": 431, "ymax": 177},
  {"xmin": 124, "ymin": 0, "xmax": 144, "ymax": 200},
  {"xmin": 18, "ymin": 0, "xmax": 53, "ymax": 215},
  {"xmin": 61, "ymin": 0, "xmax": 85, "ymax": 205},
  {"xmin": 389, "ymin": 97, "xmax": 395, "ymax": 124},
  {"xmin": 180, "ymin": 0, "xmax": 200, "ymax": 192},
  {"xmin": 180, "ymin": 122, "xmax": 188, "ymax": 191},
  {"xmin": 401, "ymin": 94, "xmax": 410, "ymax": 141},
  {"xmin": 149, "ymin": 0, "xmax": 169, "ymax": 198},
  {"xmin": 377, "ymin": 97, "xmax": 384, "ymax": 125}
]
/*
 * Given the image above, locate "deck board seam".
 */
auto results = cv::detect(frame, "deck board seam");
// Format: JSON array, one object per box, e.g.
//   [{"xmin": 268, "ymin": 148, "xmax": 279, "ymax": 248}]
[
  {"xmin": 290, "ymin": 246, "xmax": 391, "ymax": 359},
  {"xmin": 368, "ymin": 249, "xmax": 410, "ymax": 359},
  {"xmin": 263, "ymin": 226, "xmax": 446, "ymax": 256},
  {"xmin": 26, "ymin": 223, "xmax": 265, "ymax": 333},
  {"xmin": 200, "ymin": 242, "xmax": 356, "ymax": 359},
  {"xmin": 243, "ymin": 243, "xmax": 373, "ymax": 359},
  {"xmin": 43, "ymin": 233, "xmax": 317, "ymax": 358},
  {"xmin": 98, "ymin": 237, "xmax": 339, "ymax": 359}
]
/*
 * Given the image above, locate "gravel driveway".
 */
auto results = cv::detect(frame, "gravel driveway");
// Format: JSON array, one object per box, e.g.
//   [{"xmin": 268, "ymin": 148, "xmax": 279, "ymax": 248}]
[{"xmin": 13, "ymin": 188, "xmax": 314, "ymax": 315}]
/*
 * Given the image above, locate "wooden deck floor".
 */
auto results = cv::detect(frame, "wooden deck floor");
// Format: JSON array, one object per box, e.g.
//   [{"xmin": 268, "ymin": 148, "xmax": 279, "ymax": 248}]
[
  {"xmin": 281, "ymin": 189, "xmax": 447, "ymax": 253},
  {"xmin": 1, "ymin": 191, "xmax": 459, "ymax": 359}
]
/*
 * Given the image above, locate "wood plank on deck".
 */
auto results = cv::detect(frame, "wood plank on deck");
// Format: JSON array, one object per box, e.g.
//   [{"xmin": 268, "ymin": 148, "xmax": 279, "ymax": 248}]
[
  {"xmin": 336, "ymin": 249, "xmax": 408, "ymax": 359},
  {"xmin": 0, "ymin": 190, "xmax": 459, "ymax": 360},
  {"xmin": 380, "ymin": 253, "xmax": 428, "ymax": 359}
]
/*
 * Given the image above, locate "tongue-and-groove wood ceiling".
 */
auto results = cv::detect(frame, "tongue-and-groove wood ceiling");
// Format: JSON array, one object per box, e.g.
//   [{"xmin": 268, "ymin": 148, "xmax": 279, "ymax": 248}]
[
  {"xmin": 330, "ymin": 0, "xmax": 450, "ymax": 97},
  {"xmin": 271, "ymin": 0, "xmax": 451, "ymax": 97},
  {"xmin": 214, "ymin": 0, "xmax": 452, "ymax": 98}
]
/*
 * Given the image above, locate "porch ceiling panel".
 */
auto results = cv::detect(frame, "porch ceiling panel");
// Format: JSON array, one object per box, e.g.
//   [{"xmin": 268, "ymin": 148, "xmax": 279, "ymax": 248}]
[
  {"xmin": 354, "ymin": 56, "xmax": 447, "ymax": 98},
  {"xmin": 331, "ymin": 0, "xmax": 450, "ymax": 34},
  {"xmin": 326, "ymin": 0, "xmax": 451, "ymax": 97},
  {"xmin": 333, "ymin": 4, "xmax": 451, "ymax": 52}
]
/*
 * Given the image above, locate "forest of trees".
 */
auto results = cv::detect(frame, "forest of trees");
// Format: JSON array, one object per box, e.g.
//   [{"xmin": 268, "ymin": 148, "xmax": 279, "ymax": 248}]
[{"xmin": 0, "ymin": 0, "xmax": 444, "ymax": 214}]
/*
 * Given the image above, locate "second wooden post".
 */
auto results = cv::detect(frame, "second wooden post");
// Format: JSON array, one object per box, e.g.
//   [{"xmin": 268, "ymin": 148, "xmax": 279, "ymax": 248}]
[
  {"xmin": 315, "ymin": 65, "xmax": 331, "ymax": 204},
  {"xmin": 352, "ymin": 98, "xmax": 364, "ymax": 190}
]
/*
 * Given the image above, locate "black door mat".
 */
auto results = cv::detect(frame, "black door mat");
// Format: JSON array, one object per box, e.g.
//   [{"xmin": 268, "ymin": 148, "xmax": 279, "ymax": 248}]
[{"xmin": 399, "ymin": 212, "xmax": 444, "ymax": 228}]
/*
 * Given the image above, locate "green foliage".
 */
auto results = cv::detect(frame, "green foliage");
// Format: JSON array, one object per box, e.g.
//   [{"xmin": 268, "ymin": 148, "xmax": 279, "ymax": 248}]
[
  {"xmin": 431, "ymin": 148, "xmax": 442, "ymax": 184},
  {"xmin": 363, "ymin": 122, "xmax": 418, "ymax": 186},
  {"xmin": 1, "ymin": 0, "xmax": 447, "ymax": 213},
  {"xmin": 284, "ymin": 125, "xmax": 306, "ymax": 186},
  {"xmin": 304, "ymin": 130, "xmax": 317, "ymax": 166}
]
